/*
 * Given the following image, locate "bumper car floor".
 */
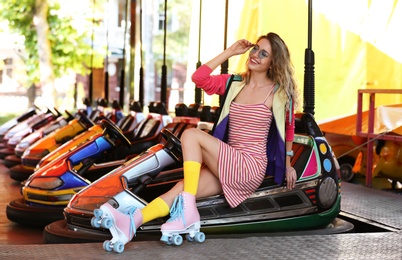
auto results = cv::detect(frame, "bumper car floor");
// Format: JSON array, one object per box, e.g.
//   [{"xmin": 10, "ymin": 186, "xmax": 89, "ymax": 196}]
[{"xmin": 0, "ymin": 161, "xmax": 401, "ymax": 259}]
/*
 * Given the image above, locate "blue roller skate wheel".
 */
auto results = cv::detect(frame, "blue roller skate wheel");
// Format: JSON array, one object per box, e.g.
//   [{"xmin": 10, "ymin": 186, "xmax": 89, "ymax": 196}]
[
  {"xmin": 103, "ymin": 240, "xmax": 112, "ymax": 252},
  {"xmin": 101, "ymin": 217, "xmax": 112, "ymax": 229},
  {"xmin": 94, "ymin": 208, "xmax": 103, "ymax": 218},
  {"xmin": 91, "ymin": 217, "xmax": 101, "ymax": 228},
  {"xmin": 194, "ymin": 232, "xmax": 205, "ymax": 243},
  {"xmin": 114, "ymin": 241, "xmax": 125, "ymax": 253},
  {"xmin": 186, "ymin": 234, "xmax": 194, "ymax": 242},
  {"xmin": 172, "ymin": 235, "xmax": 183, "ymax": 246}
]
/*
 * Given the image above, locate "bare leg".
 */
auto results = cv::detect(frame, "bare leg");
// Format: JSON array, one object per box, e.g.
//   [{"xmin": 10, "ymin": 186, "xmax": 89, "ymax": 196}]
[
  {"xmin": 180, "ymin": 128, "xmax": 221, "ymax": 177},
  {"xmin": 92, "ymin": 129, "xmax": 223, "ymax": 249},
  {"xmin": 160, "ymin": 166, "xmax": 222, "ymax": 207},
  {"xmin": 159, "ymin": 128, "xmax": 223, "ymax": 240}
]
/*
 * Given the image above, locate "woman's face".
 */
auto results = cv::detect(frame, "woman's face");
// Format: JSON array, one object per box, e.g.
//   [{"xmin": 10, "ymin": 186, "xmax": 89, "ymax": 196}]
[{"xmin": 247, "ymin": 38, "xmax": 272, "ymax": 73}]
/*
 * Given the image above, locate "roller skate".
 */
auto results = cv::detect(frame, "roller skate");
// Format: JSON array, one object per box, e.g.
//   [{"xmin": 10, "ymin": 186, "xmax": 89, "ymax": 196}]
[
  {"xmin": 160, "ymin": 191, "xmax": 205, "ymax": 246},
  {"xmin": 91, "ymin": 203, "xmax": 143, "ymax": 253}
]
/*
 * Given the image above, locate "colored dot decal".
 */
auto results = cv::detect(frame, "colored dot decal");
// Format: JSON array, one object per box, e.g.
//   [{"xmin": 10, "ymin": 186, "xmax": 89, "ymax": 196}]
[
  {"xmin": 320, "ymin": 143, "xmax": 327, "ymax": 154},
  {"xmin": 323, "ymin": 159, "xmax": 332, "ymax": 172}
]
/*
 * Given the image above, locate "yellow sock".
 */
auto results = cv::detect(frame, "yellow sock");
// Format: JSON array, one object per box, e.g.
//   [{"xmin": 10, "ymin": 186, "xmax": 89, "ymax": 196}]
[
  {"xmin": 140, "ymin": 197, "xmax": 170, "ymax": 224},
  {"xmin": 183, "ymin": 161, "xmax": 201, "ymax": 195}
]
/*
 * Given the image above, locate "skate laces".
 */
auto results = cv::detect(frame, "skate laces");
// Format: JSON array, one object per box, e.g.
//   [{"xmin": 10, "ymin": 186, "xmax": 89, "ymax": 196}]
[
  {"xmin": 167, "ymin": 194, "xmax": 186, "ymax": 226},
  {"xmin": 127, "ymin": 206, "xmax": 138, "ymax": 238}
]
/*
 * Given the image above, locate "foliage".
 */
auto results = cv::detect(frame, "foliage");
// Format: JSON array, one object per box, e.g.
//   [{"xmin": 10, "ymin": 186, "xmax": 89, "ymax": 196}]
[
  {"xmin": 0, "ymin": 0, "xmax": 104, "ymax": 86},
  {"xmin": 0, "ymin": 114, "xmax": 19, "ymax": 125},
  {"xmin": 153, "ymin": 0, "xmax": 192, "ymax": 64}
]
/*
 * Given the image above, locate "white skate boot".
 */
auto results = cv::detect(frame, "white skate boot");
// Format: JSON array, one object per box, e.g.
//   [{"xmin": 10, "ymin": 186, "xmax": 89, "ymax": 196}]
[
  {"xmin": 91, "ymin": 203, "xmax": 143, "ymax": 253},
  {"xmin": 160, "ymin": 191, "xmax": 205, "ymax": 246}
]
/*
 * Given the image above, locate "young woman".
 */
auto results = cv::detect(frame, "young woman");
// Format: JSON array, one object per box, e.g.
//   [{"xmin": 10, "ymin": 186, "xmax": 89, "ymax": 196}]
[{"xmin": 95, "ymin": 32, "xmax": 299, "ymax": 249}]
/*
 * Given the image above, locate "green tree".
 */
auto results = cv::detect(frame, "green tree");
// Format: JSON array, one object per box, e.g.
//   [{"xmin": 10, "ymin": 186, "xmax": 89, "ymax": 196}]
[
  {"xmin": 154, "ymin": 0, "xmax": 192, "ymax": 65},
  {"xmin": 151, "ymin": 0, "xmax": 192, "ymax": 106},
  {"xmin": 0, "ymin": 0, "xmax": 103, "ymax": 107}
]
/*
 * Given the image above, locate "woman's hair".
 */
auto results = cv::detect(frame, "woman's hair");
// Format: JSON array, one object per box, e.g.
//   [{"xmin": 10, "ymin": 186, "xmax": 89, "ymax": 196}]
[{"xmin": 242, "ymin": 32, "xmax": 299, "ymax": 110}]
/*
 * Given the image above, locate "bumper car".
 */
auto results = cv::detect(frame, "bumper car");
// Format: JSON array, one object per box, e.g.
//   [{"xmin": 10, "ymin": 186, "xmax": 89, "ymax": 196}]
[
  {"xmin": 9, "ymin": 112, "xmax": 102, "ymax": 181},
  {"xmin": 372, "ymin": 140, "xmax": 402, "ymax": 189},
  {"xmin": 0, "ymin": 108, "xmax": 60, "ymax": 159},
  {"xmin": 3, "ymin": 110, "xmax": 75, "ymax": 168},
  {"xmin": 6, "ymin": 103, "xmax": 184, "ymax": 226},
  {"xmin": 6, "ymin": 119, "xmax": 131, "ymax": 226},
  {"xmin": 37, "ymin": 101, "xmax": 167, "ymax": 171},
  {"xmin": 320, "ymin": 103, "xmax": 402, "ymax": 189},
  {"xmin": 108, "ymin": 99, "xmax": 125, "ymax": 124},
  {"xmin": 42, "ymin": 112, "xmax": 343, "ymax": 244},
  {"xmin": 8, "ymin": 101, "xmax": 145, "ymax": 182},
  {"xmin": 322, "ymin": 132, "xmax": 366, "ymax": 182},
  {"xmin": 340, "ymin": 138, "xmax": 402, "ymax": 190},
  {"xmin": 0, "ymin": 107, "xmax": 39, "ymax": 143}
]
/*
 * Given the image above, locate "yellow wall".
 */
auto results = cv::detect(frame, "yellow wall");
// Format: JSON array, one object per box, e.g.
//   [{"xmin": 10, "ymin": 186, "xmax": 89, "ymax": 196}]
[
  {"xmin": 367, "ymin": 43, "xmax": 402, "ymax": 106},
  {"xmin": 225, "ymin": 0, "xmax": 402, "ymax": 121}
]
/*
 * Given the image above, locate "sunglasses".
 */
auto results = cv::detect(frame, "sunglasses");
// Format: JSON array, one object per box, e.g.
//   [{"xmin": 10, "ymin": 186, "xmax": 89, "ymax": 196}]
[{"xmin": 250, "ymin": 45, "xmax": 270, "ymax": 59}]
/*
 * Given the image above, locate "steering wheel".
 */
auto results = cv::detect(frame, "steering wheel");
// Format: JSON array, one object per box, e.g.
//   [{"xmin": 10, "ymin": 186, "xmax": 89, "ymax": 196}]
[
  {"xmin": 101, "ymin": 119, "xmax": 131, "ymax": 148},
  {"xmin": 161, "ymin": 128, "xmax": 182, "ymax": 162},
  {"xmin": 46, "ymin": 107, "xmax": 62, "ymax": 117},
  {"xmin": 78, "ymin": 111, "xmax": 95, "ymax": 128},
  {"xmin": 64, "ymin": 110, "xmax": 75, "ymax": 120}
]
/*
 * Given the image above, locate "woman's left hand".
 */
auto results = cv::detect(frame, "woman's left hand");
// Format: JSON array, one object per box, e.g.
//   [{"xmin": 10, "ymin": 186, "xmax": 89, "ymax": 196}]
[
  {"xmin": 228, "ymin": 39, "xmax": 254, "ymax": 55},
  {"xmin": 285, "ymin": 166, "xmax": 297, "ymax": 190}
]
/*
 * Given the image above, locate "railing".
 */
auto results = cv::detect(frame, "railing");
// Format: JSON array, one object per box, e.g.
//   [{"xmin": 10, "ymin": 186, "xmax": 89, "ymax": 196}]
[{"xmin": 356, "ymin": 89, "xmax": 402, "ymax": 187}]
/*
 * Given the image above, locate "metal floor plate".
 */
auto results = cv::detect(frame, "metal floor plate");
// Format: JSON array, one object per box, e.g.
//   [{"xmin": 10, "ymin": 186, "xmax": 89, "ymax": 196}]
[
  {"xmin": 341, "ymin": 182, "xmax": 402, "ymax": 230},
  {"xmin": 1, "ymin": 182, "xmax": 401, "ymax": 259},
  {"xmin": 0, "ymin": 232, "xmax": 401, "ymax": 259}
]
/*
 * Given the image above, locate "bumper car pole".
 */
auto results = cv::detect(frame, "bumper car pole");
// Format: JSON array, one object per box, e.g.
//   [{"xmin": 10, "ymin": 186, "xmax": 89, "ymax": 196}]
[{"xmin": 303, "ymin": 0, "xmax": 315, "ymax": 116}]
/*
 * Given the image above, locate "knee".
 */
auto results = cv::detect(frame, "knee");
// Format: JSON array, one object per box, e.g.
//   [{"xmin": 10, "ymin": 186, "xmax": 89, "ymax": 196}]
[{"xmin": 180, "ymin": 128, "xmax": 199, "ymax": 143}]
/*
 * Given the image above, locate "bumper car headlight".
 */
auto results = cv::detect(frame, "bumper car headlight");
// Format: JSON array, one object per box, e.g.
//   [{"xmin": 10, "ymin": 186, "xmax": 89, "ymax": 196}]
[
  {"xmin": 22, "ymin": 148, "xmax": 30, "ymax": 156},
  {"xmin": 22, "ymin": 148, "xmax": 50, "ymax": 158},
  {"xmin": 28, "ymin": 177, "xmax": 64, "ymax": 190},
  {"xmin": 316, "ymin": 177, "xmax": 338, "ymax": 209}
]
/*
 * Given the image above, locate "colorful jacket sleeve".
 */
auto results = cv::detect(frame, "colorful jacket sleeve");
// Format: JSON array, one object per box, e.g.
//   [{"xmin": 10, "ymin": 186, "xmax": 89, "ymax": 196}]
[
  {"xmin": 267, "ymin": 91, "xmax": 295, "ymax": 184},
  {"xmin": 285, "ymin": 106, "xmax": 295, "ymax": 141},
  {"xmin": 191, "ymin": 65, "xmax": 231, "ymax": 96},
  {"xmin": 266, "ymin": 116, "xmax": 286, "ymax": 185}
]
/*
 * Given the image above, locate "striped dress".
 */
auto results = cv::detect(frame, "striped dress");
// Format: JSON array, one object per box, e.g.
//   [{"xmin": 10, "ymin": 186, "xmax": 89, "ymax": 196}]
[{"xmin": 218, "ymin": 100, "xmax": 273, "ymax": 208}]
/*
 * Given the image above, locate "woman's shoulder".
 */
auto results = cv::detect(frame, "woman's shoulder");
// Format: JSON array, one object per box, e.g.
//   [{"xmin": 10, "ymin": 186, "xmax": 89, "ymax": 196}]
[{"xmin": 274, "ymin": 85, "xmax": 287, "ymax": 97}]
